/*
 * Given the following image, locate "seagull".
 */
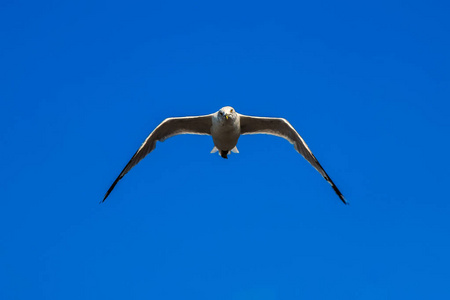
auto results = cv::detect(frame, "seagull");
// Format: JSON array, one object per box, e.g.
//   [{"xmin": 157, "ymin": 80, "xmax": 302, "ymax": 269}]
[{"xmin": 102, "ymin": 106, "xmax": 347, "ymax": 204}]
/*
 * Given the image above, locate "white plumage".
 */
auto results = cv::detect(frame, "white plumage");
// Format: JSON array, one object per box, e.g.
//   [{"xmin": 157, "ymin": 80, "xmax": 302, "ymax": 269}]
[{"xmin": 103, "ymin": 106, "xmax": 347, "ymax": 204}]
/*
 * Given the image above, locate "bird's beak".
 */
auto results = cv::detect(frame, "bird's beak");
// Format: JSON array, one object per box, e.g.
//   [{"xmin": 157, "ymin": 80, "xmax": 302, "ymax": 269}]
[{"xmin": 226, "ymin": 114, "xmax": 229, "ymax": 120}]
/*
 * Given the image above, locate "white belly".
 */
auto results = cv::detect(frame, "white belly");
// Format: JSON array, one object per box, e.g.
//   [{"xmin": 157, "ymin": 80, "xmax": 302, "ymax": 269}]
[{"xmin": 211, "ymin": 123, "xmax": 240, "ymax": 151}]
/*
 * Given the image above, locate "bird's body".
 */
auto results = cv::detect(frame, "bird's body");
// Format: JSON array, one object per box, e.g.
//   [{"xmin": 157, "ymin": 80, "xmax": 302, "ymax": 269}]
[
  {"xmin": 103, "ymin": 106, "xmax": 347, "ymax": 204},
  {"xmin": 210, "ymin": 106, "xmax": 241, "ymax": 158}
]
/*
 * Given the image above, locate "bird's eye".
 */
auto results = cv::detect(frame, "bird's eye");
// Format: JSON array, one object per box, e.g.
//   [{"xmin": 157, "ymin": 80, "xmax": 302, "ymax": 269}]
[
  {"xmin": 230, "ymin": 109, "xmax": 234, "ymax": 113},
  {"xmin": 219, "ymin": 111, "xmax": 223, "ymax": 115}
]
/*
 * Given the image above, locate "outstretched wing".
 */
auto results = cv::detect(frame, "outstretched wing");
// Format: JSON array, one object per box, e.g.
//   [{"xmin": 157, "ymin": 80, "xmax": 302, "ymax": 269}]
[
  {"xmin": 103, "ymin": 115, "xmax": 213, "ymax": 202},
  {"xmin": 239, "ymin": 114, "xmax": 347, "ymax": 204}
]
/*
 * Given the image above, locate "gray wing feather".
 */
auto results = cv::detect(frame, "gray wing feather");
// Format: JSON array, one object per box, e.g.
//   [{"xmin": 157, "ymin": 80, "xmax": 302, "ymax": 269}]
[
  {"xmin": 239, "ymin": 114, "xmax": 347, "ymax": 204},
  {"xmin": 102, "ymin": 115, "xmax": 213, "ymax": 202}
]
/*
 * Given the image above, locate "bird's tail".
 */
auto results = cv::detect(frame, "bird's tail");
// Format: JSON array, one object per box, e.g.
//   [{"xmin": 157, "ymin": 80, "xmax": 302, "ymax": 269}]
[{"xmin": 210, "ymin": 146, "xmax": 239, "ymax": 159}]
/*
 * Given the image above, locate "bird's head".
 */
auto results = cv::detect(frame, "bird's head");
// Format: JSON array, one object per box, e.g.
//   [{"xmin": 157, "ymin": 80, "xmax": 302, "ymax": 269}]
[{"xmin": 218, "ymin": 106, "xmax": 237, "ymax": 122}]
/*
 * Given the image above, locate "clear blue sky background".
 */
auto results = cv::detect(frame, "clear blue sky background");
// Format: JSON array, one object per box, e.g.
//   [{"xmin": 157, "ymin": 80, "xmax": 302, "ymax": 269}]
[{"xmin": 1, "ymin": 0, "xmax": 449, "ymax": 299}]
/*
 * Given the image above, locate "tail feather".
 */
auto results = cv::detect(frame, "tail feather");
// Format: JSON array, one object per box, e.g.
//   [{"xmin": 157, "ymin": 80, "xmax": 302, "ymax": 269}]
[
  {"xmin": 211, "ymin": 146, "xmax": 239, "ymax": 159},
  {"xmin": 210, "ymin": 146, "xmax": 218, "ymax": 153}
]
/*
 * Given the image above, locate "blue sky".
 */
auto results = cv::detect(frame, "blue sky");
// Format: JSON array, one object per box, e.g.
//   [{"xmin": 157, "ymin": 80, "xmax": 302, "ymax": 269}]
[{"xmin": 1, "ymin": 0, "xmax": 449, "ymax": 299}]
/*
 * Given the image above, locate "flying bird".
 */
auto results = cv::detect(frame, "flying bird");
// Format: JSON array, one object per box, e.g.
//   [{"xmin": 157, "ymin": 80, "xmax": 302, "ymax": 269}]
[{"xmin": 103, "ymin": 106, "xmax": 347, "ymax": 204}]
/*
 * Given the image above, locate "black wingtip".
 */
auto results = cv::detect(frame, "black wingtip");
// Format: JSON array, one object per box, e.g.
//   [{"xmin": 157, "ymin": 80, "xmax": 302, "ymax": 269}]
[
  {"xmin": 100, "ymin": 193, "xmax": 109, "ymax": 204},
  {"xmin": 100, "ymin": 195, "xmax": 107, "ymax": 204},
  {"xmin": 339, "ymin": 195, "xmax": 349, "ymax": 205},
  {"xmin": 101, "ymin": 177, "xmax": 121, "ymax": 203},
  {"xmin": 331, "ymin": 184, "xmax": 348, "ymax": 205},
  {"xmin": 101, "ymin": 190, "xmax": 111, "ymax": 204}
]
